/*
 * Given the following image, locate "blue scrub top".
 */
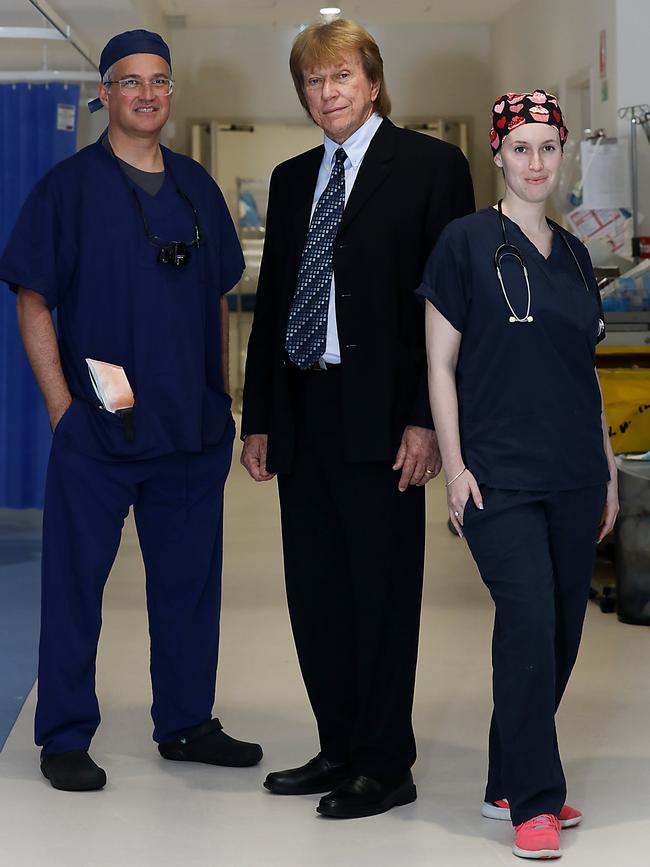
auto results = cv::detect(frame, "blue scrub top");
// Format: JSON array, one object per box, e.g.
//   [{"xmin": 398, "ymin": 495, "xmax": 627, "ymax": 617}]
[
  {"xmin": 416, "ymin": 207, "xmax": 609, "ymax": 491},
  {"xmin": 0, "ymin": 133, "xmax": 244, "ymax": 460}
]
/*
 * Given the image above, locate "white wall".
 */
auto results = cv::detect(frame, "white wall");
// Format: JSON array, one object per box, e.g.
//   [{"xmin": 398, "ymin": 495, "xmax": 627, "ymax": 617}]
[
  {"xmin": 212, "ymin": 123, "xmax": 323, "ymax": 218},
  {"xmin": 491, "ymin": 0, "xmax": 617, "ymax": 131},
  {"xmin": 490, "ymin": 0, "xmax": 618, "ymax": 202},
  {"xmin": 616, "ymin": 0, "xmax": 650, "ymax": 235},
  {"xmin": 491, "ymin": 0, "xmax": 650, "ymax": 237},
  {"xmin": 168, "ymin": 23, "xmax": 494, "ymax": 207}
]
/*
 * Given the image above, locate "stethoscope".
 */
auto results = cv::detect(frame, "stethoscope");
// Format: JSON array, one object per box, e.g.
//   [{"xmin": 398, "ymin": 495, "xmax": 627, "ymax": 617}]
[
  {"xmin": 494, "ymin": 199, "xmax": 591, "ymax": 324},
  {"xmin": 103, "ymin": 131, "xmax": 202, "ymax": 267}
]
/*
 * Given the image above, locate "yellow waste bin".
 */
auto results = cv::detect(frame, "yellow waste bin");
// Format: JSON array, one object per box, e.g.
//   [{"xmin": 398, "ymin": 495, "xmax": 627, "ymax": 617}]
[{"xmin": 598, "ymin": 368, "xmax": 650, "ymax": 454}]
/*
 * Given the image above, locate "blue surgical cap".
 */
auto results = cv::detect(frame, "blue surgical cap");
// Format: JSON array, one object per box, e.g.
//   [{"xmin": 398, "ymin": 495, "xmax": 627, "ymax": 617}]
[{"xmin": 88, "ymin": 29, "xmax": 171, "ymax": 113}]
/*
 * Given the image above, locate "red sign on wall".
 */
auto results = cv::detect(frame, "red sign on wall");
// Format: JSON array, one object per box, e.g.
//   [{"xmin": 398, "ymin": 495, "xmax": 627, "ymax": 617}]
[{"xmin": 639, "ymin": 237, "xmax": 650, "ymax": 259}]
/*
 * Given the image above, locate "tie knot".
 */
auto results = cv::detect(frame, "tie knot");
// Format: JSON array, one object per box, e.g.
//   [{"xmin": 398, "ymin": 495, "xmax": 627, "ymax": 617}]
[{"xmin": 335, "ymin": 147, "xmax": 347, "ymax": 165}]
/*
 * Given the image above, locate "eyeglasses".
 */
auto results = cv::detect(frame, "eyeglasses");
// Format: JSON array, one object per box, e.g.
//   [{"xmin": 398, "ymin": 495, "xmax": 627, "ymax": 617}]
[{"xmin": 106, "ymin": 77, "xmax": 174, "ymax": 96}]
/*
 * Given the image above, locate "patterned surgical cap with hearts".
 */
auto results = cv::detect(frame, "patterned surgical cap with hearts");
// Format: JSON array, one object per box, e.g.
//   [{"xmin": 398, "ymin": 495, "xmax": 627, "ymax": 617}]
[{"xmin": 490, "ymin": 90, "xmax": 568, "ymax": 155}]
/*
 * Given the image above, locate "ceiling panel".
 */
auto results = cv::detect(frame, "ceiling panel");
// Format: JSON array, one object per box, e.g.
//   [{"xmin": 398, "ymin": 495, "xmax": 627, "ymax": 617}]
[
  {"xmin": 0, "ymin": 0, "xmax": 520, "ymax": 73},
  {"xmin": 1, "ymin": 0, "xmax": 522, "ymax": 33},
  {"xmin": 160, "ymin": 0, "xmax": 521, "ymax": 27},
  {"xmin": 0, "ymin": 0, "xmax": 143, "ymax": 66}
]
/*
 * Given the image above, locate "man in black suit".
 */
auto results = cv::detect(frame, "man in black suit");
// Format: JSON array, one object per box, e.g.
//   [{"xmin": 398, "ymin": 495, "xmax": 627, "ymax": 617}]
[{"xmin": 241, "ymin": 19, "xmax": 475, "ymax": 819}]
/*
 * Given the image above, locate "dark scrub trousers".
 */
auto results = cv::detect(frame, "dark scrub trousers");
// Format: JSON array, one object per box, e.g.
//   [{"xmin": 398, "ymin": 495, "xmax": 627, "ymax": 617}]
[
  {"xmin": 417, "ymin": 208, "xmax": 610, "ymax": 826},
  {"xmin": 0, "ymin": 131, "xmax": 244, "ymax": 754}
]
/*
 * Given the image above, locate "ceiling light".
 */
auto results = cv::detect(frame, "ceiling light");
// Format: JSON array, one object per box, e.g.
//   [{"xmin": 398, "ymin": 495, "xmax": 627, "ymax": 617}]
[{"xmin": 320, "ymin": 7, "xmax": 342, "ymax": 23}]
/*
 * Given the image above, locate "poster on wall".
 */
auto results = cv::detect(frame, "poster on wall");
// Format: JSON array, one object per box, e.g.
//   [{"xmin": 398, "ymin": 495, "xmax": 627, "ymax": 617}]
[
  {"xmin": 56, "ymin": 103, "xmax": 76, "ymax": 133},
  {"xmin": 567, "ymin": 207, "xmax": 631, "ymax": 255},
  {"xmin": 581, "ymin": 140, "xmax": 631, "ymax": 210}
]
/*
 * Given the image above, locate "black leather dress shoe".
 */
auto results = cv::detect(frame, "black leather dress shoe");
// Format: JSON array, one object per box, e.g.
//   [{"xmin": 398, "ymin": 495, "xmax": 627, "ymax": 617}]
[
  {"xmin": 317, "ymin": 772, "xmax": 417, "ymax": 818},
  {"xmin": 40, "ymin": 750, "xmax": 107, "ymax": 791},
  {"xmin": 264, "ymin": 754, "xmax": 350, "ymax": 795},
  {"xmin": 158, "ymin": 718, "xmax": 263, "ymax": 767}
]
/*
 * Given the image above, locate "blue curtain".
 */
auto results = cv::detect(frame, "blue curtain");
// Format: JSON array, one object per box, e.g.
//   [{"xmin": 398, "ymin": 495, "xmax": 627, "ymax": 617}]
[{"xmin": 0, "ymin": 83, "xmax": 79, "ymax": 508}]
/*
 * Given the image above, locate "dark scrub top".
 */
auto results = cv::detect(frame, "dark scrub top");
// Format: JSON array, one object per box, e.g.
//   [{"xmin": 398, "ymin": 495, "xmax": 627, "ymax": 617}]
[
  {"xmin": 0, "ymin": 132, "xmax": 244, "ymax": 461},
  {"xmin": 416, "ymin": 207, "xmax": 609, "ymax": 491},
  {"xmin": 102, "ymin": 134, "xmax": 165, "ymax": 196}
]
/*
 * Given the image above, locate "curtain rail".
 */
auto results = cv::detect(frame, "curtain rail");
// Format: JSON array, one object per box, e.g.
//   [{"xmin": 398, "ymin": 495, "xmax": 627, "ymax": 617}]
[
  {"xmin": 0, "ymin": 71, "xmax": 98, "ymax": 82},
  {"xmin": 0, "ymin": 27, "xmax": 64, "ymax": 40},
  {"xmin": 26, "ymin": 0, "xmax": 98, "ymax": 70}
]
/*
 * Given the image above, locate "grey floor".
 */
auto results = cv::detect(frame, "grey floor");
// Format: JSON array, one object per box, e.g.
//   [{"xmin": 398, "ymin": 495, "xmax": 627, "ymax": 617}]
[{"xmin": 0, "ymin": 458, "xmax": 649, "ymax": 866}]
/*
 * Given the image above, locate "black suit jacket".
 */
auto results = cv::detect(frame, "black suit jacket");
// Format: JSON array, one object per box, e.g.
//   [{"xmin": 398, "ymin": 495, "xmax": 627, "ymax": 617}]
[{"xmin": 242, "ymin": 118, "xmax": 475, "ymax": 474}]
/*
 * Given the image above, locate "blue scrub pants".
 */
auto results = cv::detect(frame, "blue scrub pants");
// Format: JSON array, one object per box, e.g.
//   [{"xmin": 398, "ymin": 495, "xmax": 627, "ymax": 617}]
[
  {"xmin": 463, "ymin": 485, "xmax": 606, "ymax": 827},
  {"xmin": 36, "ymin": 420, "xmax": 233, "ymax": 755}
]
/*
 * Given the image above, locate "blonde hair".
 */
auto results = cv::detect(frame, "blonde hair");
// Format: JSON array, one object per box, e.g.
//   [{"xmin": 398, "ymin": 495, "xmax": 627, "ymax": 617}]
[{"xmin": 290, "ymin": 19, "xmax": 391, "ymax": 117}]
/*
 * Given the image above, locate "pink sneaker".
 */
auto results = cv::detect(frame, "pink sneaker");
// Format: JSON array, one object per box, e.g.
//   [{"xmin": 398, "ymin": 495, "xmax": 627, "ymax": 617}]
[
  {"xmin": 482, "ymin": 799, "xmax": 582, "ymax": 828},
  {"xmin": 513, "ymin": 814, "xmax": 562, "ymax": 860}
]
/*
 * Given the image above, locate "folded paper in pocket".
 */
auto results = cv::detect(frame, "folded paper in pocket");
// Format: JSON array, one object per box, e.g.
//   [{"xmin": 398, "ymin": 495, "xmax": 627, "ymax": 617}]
[{"xmin": 85, "ymin": 359, "xmax": 135, "ymax": 413}]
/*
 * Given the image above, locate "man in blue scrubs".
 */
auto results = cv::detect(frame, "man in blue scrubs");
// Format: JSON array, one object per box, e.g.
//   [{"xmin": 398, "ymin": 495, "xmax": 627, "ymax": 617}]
[{"xmin": 0, "ymin": 30, "xmax": 262, "ymax": 791}]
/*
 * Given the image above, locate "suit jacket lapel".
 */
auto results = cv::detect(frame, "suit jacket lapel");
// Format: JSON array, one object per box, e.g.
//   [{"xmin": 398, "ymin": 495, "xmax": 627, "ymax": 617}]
[
  {"xmin": 339, "ymin": 117, "xmax": 396, "ymax": 235},
  {"xmin": 291, "ymin": 146, "xmax": 324, "ymax": 250},
  {"xmin": 278, "ymin": 146, "xmax": 322, "ymax": 311}
]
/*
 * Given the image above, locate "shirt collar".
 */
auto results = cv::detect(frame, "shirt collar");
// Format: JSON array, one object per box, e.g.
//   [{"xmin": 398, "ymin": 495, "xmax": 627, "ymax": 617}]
[{"xmin": 323, "ymin": 112, "xmax": 383, "ymax": 169}]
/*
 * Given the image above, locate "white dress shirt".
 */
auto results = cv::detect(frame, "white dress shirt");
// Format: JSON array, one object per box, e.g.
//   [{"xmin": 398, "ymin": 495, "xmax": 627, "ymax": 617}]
[{"xmin": 309, "ymin": 112, "xmax": 384, "ymax": 365}]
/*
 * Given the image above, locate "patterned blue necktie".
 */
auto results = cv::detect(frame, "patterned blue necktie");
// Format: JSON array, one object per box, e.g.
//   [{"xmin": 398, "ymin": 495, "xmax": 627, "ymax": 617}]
[{"xmin": 285, "ymin": 147, "xmax": 347, "ymax": 368}]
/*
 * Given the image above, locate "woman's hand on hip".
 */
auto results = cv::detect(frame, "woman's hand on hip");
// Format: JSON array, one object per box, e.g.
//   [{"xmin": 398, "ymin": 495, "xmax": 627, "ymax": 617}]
[
  {"xmin": 447, "ymin": 469, "xmax": 483, "ymax": 538},
  {"xmin": 598, "ymin": 475, "xmax": 619, "ymax": 542}
]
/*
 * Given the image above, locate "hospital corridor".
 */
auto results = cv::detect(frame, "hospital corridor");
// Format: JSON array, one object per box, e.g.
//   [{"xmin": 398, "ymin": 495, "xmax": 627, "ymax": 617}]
[{"xmin": 1, "ymin": 1, "xmax": 650, "ymax": 865}]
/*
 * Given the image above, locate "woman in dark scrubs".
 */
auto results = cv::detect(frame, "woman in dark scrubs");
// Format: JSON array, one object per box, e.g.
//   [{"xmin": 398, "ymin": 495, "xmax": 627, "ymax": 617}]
[{"xmin": 417, "ymin": 91, "xmax": 618, "ymax": 860}]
